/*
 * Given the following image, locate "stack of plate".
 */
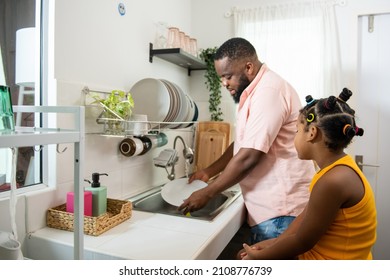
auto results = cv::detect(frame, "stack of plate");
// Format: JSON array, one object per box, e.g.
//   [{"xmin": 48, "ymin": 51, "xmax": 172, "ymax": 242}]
[{"xmin": 130, "ymin": 78, "xmax": 198, "ymax": 129}]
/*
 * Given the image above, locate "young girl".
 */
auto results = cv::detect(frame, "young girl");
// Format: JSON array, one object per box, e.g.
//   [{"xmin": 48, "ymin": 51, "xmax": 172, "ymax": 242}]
[{"xmin": 240, "ymin": 88, "xmax": 377, "ymax": 260}]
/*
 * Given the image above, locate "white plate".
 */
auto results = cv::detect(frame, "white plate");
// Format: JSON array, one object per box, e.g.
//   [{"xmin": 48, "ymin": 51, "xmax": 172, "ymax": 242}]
[
  {"xmin": 164, "ymin": 80, "xmax": 189, "ymax": 128},
  {"xmin": 161, "ymin": 178, "xmax": 208, "ymax": 206},
  {"xmin": 130, "ymin": 78, "xmax": 171, "ymax": 126},
  {"xmin": 160, "ymin": 79, "xmax": 178, "ymax": 126}
]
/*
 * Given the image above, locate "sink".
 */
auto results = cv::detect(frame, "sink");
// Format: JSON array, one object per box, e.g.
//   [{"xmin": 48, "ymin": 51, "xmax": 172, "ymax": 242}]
[{"xmin": 128, "ymin": 185, "xmax": 241, "ymax": 221}]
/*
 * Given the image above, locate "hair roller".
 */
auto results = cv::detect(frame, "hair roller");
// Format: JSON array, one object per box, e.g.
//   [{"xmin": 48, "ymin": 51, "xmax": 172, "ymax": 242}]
[
  {"xmin": 343, "ymin": 124, "xmax": 355, "ymax": 138},
  {"xmin": 355, "ymin": 126, "xmax": 364, "ymax": 136},
  {"xmin": 306, "ymin": 113, "xmax": 315, "ymax": 123},
  {"xmin": 305, "ymin": 95, "xmax": 315, "ymax": 106},
  {"xmin": 339, "ymin": 88, "xmax": 353, "ymax": 102},
  {"xmin": 324, "ymin": 96, "xmax": 337, "ymax": 110}
]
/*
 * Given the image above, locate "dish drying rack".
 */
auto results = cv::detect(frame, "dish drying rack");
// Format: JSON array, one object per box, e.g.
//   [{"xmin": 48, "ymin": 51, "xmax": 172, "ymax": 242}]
[{"xmin": 83, "ymin": 86, "xmax": 196, "ymax": 136}]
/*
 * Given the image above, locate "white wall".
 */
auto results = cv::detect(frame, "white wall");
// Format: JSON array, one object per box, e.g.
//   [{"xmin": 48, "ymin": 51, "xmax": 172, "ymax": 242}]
[{"xmin": 51, "ymin": 0, "xmax": 194, "ymax": 191}]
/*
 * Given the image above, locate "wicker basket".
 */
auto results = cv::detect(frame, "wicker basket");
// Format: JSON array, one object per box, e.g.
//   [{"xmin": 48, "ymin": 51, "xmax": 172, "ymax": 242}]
[{"xmin": 46, "ymin": 198, "xmax": 132, "ymax": 236}]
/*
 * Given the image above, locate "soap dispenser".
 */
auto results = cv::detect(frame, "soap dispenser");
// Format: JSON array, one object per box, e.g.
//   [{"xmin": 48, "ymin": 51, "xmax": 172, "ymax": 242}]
[{"xmin": 84, "ymin": 173, "xmax": 108, "ymax": 216}]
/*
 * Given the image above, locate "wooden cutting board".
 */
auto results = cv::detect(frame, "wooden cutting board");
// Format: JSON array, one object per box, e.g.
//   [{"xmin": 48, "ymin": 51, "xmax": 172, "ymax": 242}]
[{"xmin": 195, "ymin": 121, "xmax": 231, "ymax": 171}]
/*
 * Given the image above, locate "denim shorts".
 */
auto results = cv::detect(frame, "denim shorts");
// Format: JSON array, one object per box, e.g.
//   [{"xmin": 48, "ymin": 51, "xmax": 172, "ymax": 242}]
[{"xmin": 250, "ymin": 216, "xmax": 296, "ymax": 244}]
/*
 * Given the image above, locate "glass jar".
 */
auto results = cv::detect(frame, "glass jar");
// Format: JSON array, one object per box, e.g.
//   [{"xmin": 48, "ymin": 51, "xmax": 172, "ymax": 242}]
[
  {"xmin": 0, "ymin": 85, "xmax": 15, "ymax": 132},
  {"xmin": 154, "ymin": 22, "xmax": 168, "ymax": 49}
]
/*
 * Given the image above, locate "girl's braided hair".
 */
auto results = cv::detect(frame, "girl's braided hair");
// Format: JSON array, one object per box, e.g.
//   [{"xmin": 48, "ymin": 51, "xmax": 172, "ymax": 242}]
[{"xmin": 300, "ymin": 88, "xmax": 364, "ymax": 151}]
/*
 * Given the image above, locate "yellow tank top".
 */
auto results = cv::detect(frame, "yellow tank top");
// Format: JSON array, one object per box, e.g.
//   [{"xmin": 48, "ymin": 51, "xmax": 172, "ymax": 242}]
[{"xmin": 299, "ymin": 155, "xmax": 377, "ymax": 260}]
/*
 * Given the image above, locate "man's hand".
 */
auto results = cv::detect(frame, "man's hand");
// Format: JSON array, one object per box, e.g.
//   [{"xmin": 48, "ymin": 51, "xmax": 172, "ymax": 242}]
[
  {"xmin": 178, "ymin": 187, "xmax": 212, "ymax": 214},
  {"xmin": 187, "ymin": 169, "xmax": 210, "ymax": 184}
]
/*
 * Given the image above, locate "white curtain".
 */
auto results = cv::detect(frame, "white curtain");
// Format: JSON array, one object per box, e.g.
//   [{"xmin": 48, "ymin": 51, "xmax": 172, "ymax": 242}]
[{"xmin": 233, "ymin": 0, "xmax": 341, "ymax": 100}]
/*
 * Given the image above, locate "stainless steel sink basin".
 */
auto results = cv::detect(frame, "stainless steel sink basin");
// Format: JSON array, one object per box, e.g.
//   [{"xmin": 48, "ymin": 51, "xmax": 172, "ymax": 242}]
[{"xmin": 128, "ymin": 185, "xmax": 241, "ymax": 221}]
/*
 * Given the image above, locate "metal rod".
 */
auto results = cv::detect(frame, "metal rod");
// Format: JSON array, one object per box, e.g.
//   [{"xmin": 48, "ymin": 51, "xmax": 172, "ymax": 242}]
[
  {"xmin": 224, "ymin": 0, "xmax": 347, "ymax": 18},
  {"xmin": 82, "ymin": 86, "xmax": 111, "ymax": 95}
]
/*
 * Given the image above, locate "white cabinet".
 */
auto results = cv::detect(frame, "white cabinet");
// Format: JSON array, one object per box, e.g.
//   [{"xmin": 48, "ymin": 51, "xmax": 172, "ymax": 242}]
[{"xmin": 0, "ymin": 105, "xmax": 85, "ymax": 259}]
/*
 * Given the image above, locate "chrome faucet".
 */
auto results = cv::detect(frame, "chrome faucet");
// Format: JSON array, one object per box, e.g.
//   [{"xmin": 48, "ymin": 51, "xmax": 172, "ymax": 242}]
[
  {"xmin": 153, "ymin": 135, "xmax": 194, "ymax": 181},
  {"xmin": 168, "ymin": 136, "xmax": 194, "ymax": 180}
]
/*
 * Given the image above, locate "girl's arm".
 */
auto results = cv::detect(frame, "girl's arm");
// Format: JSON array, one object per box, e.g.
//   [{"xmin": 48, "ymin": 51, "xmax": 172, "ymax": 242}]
[{"xmin": 242, "ymin": 165, "xmax": 360, "ymax": 259}]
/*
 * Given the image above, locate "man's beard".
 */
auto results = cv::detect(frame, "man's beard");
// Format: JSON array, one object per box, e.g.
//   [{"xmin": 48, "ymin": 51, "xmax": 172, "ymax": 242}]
[{"xmin": 232, "ymin": 75, "xmax": 250, "ymax": 104}]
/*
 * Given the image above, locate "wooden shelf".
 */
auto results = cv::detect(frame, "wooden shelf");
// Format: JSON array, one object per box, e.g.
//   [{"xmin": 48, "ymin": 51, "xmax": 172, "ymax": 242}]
[{"xmin": 149, "ymin": 43, "xmax": 206, "ymax": 76}]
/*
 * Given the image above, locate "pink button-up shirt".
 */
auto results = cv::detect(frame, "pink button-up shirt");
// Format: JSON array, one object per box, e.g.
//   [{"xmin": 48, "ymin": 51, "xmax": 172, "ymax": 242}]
[{"xmin": 235, "ymin": 64, "xmax": 314, "ymax": 226}]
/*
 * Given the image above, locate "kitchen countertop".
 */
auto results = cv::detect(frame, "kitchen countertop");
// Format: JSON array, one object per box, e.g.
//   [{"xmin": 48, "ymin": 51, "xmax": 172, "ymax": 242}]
[{"xmin": 26, "ymin": 194, "xmax": 246, "ymax": 260}]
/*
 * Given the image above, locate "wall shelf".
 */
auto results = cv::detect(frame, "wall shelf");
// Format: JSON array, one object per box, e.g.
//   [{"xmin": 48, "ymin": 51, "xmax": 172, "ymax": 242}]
[
  {"xmin": 0, "ymin": 105, "xmax": 85, "ymax": 260},
  {"xmin": 149, "ymin": 43, "xmax": 206, "ymax": 76}
]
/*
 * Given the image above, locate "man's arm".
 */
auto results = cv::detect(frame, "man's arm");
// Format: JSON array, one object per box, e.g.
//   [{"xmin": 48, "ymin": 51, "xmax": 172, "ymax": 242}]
[{"xmin": 179, "ymin": 145, "xmax": 264, "ymax": 213}]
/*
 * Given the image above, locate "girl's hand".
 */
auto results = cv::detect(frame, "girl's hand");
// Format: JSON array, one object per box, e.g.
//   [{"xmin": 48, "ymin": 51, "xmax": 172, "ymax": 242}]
[{"xmin": 241, "ymin": 243, "xmax": 260, "ymax": 260}]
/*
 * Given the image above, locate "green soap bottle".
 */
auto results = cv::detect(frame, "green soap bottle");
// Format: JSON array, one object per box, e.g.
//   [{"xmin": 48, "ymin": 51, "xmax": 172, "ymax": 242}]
[{"xmin": 85, "ymin": 173, "xmax": 108, "ymax": 216}]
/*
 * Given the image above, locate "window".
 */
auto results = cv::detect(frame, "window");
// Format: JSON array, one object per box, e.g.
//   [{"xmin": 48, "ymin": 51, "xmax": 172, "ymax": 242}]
[
  {"xmin": 233, "ymin": 1, "xmax": 342, "ymax": 101},
  {"xmin": 0, "ymin": 0, "xmax": 41, "ymax": 193},
  {"xmin": 244, "ymin": 17, "xmax": 322, "ymax": 101}
]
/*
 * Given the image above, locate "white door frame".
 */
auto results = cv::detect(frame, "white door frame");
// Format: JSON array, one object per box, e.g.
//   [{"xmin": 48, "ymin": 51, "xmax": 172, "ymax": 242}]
[
  {"xmin": 343, "ymin": 5, "xmax": 390, "ymax": 116},
  {"xmin": 345, "ymin": 5, "xmax": 390, "ymax": 260}
]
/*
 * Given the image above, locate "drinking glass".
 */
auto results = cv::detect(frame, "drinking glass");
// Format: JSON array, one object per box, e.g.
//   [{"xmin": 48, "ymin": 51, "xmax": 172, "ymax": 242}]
[
  {"xmin": 190, "ymin": 38, "xmax": 198, "ymax": 57},
  {"xmin": 166, "ymin": 27, "xmax": 180, "ymax": 48},
  {"xmin": 179, "ymin": 31, "xmax": 186, "ymax": 50}
]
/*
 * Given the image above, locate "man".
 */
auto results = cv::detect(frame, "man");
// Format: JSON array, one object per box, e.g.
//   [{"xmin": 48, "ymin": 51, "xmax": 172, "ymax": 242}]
[{"xmin": 178, "ymin": 37, "xmax": 315, "ymax": 245}]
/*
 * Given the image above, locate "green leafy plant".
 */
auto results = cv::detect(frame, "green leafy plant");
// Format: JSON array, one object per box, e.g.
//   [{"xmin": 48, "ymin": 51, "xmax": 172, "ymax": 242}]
[
  {"xmin": 200, "ymin": 47, "xmax": 223, "ymax": 121},
  {"xmin": 88, "ymin": 89, "xmax": 135, "ymax": 135},
  {"xmin": 90, "ymin": 89, "xmax": 134, "ymax": 120}
]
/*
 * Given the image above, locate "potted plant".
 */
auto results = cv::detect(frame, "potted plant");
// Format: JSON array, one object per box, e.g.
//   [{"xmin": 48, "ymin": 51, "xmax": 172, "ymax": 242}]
[
  {"xmin": 89, "ymin": 89, "xmax": 134, "ymax": 134},
  {"xmin": 200, "ymin": 47, "xmax": 223, "ymax": 121}
]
